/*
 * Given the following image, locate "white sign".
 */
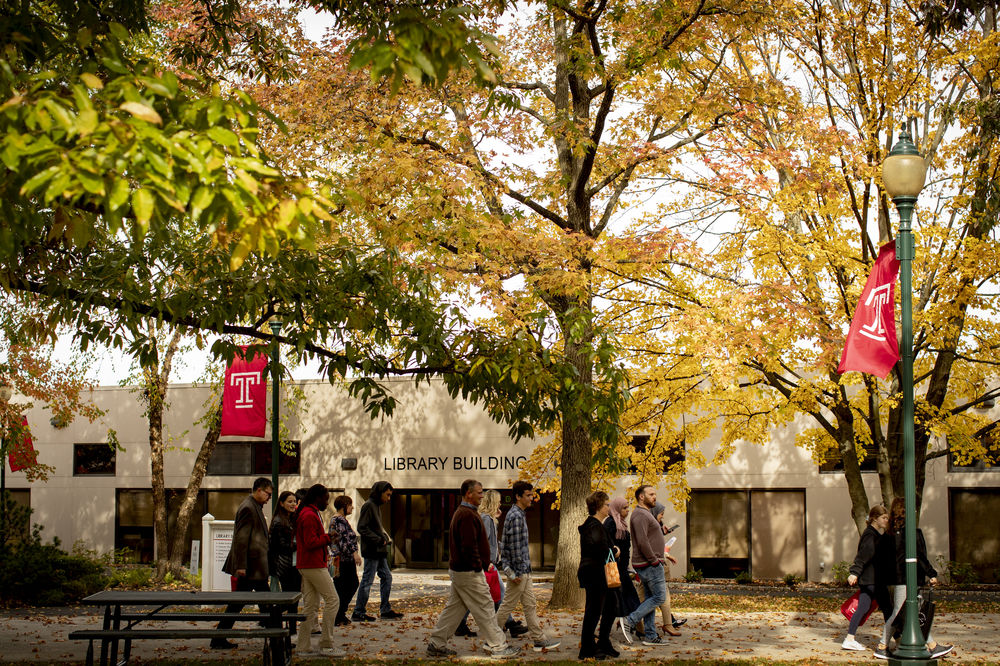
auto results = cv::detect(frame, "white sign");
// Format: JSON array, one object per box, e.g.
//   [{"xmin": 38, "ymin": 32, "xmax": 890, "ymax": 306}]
[{"xmin": 201, "ymin": 513, "xmax": 235, "ymax": 591}]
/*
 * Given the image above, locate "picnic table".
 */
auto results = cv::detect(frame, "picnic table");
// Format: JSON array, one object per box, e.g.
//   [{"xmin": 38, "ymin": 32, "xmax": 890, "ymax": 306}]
[{"xmin": 69, "ymin": 590, "xmax": 302, "ymax": 666}]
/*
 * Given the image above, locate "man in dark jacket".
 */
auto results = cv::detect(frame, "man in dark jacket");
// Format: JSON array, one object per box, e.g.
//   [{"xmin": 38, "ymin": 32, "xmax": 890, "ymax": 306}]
[
  {"xmin": 352, "ymin": 480, "xmax": 402, "ymax": 620},
  {"xmin": 212, "ymin": 477, "xmax": 272, "ymax": 649}
]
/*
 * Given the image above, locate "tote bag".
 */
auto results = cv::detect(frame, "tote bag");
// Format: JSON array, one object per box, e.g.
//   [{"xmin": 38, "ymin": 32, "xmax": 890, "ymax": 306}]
[
  {"xmin": 604, "ymin": 550, "xmax": 621, "ymax": 589},
  {"xmin": 840, "ymin": 590, "xmax": 878, "ymax": 626},
  {"xmin": 485, "ymin": 567, "xmax": 503, "ymax": 603}
]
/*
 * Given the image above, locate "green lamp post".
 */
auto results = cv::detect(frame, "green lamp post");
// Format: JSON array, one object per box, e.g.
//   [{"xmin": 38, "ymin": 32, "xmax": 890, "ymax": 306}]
[
  {"xmin": 881, "ymin": 125, "xmax": 934, "ymax": 665},
  {"xmin": 268, "ymin": 319, "xmax": 282, "ymax": 592}
]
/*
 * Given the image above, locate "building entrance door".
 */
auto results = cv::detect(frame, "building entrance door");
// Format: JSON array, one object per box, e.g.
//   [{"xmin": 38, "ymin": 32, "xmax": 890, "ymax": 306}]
[{"xmin": 389, "ymin": 491, "xmax": 462, "ymax": 568}]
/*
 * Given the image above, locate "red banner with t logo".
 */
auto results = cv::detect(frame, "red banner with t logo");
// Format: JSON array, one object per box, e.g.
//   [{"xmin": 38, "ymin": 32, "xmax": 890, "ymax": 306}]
[
  {"xmin": 221, "ymin": 346, "xmax": 268, "ymax": 437},
  {"xmin": 837, "ymin": 242, "xmax": 901, "ymax": 378},
  {"xmin": 7, "ymin": 416, "xmax": 37, "ymax": 472}
]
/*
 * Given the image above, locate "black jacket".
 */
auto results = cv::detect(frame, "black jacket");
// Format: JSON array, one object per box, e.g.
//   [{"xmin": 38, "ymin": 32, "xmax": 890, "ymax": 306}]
[
  {"xmin": 603, "ymin": 515, "xmax": 631, "ymax": 566},
  {"xmin": 357, "ymin": 481, "xmax": 392, "ymax": 558},
  {"xmin": 874, "ymin": 530, "xmax": 898, "ymax": 586},
  {"xmin": 894, "ymin": 528, "xmax": 937, "ymax": 586},
  {"xmin": 849, "ymin": 525, "xmax": 881, "ymax": 586},
  {"xmin": 578, "ymin": 516, "xmax": 613, "ymax": 588}
]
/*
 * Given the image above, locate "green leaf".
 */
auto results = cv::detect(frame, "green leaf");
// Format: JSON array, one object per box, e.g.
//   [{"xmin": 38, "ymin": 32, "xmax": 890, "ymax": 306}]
[
  {"xmin": 108, "ymin": 178, "xmax": 130, "ymax": 211},
  {"xmin": 131, "ymin": 188, "xmax": 154, "ymax": 226}
]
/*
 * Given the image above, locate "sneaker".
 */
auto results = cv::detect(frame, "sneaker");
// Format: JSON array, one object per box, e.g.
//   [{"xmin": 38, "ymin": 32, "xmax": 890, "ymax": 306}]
[
  {"xmin": 210, "ymin": 639, "xmax": 237, "ymax": 649},
  {"xmin": 930, "ymin": 644, "xmax": 954, "ymax": 659},
  {"xmin": 427, "ymin": 643, "xmax": 458, "ymax": 657},
  {"xmin": 317, "ymin": 647, "xmax": 345, "ymax": 657},
  {"xmin": 455, "ymin": 622, "xmax": 478, "ymax": 637},
  {"xmin": 351, "ymin": 613, "xmax": 376, "ymax": 622},
  {"xmin": 874, "ymin": 647, "xmax": 889, "ymax": 660},
  {"xmin": 504, "ymin": 620, "xmax": 529, "ymax": 637},
  {"xmin": 334, "ymin": 615, "xmax": 351, "ymax": 626},
  {"xmin": 490, "ymin": 645, "xmax": 521, "ymax": 659},
  {"xmin": 533, "ymin": 638, "xmax": 561, "ymax": 652},
  {"xmin": 842, "ymin": 638, "xmax": 866, "ymax": 651},
  {"xmin": 642, "ymin": 635, "xmax": 666, "ymax": 646},
  {"xmin": 380, "ymin": 609, "xmax": 404, "ymax": 619},
  {"xmin": 619, "ymin": 618, "xmax": 633, "ymax": 643}
]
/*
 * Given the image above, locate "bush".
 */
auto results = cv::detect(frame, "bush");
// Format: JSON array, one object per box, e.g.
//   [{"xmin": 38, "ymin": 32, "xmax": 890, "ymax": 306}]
[
  {"xmin": 0, "ymin": 492, "xmax": 108, "ymax": 605},
  {"xmin": 943, "ymin": 560, "xmax": 979, "ymax": 585},
  {"xmin": 783, "ymin": 573, "xmax": 802, "ymax": 588},
  {"xmin": 735, "ymin": 570, "xmax": 752, "ymax": 585},
  {"xmin": 684, "ymin": 568, "xmax": 704, "ymax": 583},
  {"xmin": 109, "ymin": 565, "xmax": 153, "ymax": 588},
  {"xmin": 832, "ymin": 560, "xmax": 851, "ymax": 585}
]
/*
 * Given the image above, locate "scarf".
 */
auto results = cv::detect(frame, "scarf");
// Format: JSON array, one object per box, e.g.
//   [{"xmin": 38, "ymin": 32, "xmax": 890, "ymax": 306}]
[{"xmin": 609, "ymin": 496, "xmax": 629, "ymax": 539}]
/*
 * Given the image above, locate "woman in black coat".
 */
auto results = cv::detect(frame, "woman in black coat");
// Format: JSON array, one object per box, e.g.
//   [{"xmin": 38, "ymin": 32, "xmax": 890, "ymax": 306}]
[
  {"xmin": 268, "ymin": 491, "xmax": 301, "ymax": 593},
  {"xmin": 578, "ymin": 491, "xmax": 621, "ymax": 660},
  {"xmin": 842, "ymin": 504, "xmax": 888, "ymax": 650},
  {"xmin": 603, "ymin": 496, "xmax": 640, "ymax": 619}
]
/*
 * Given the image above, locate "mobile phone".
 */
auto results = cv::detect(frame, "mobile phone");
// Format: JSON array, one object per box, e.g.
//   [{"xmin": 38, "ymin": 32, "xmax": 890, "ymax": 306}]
[{"xmin": 666, "ymin": 524, "xmax": 680, "ymax": 533}]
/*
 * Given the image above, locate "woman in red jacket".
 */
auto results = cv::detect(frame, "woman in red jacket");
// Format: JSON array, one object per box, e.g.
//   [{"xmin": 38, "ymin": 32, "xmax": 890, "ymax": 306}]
[{"xmin": 295, "ymin": 484, "xmax": 342, "ymax": 657}]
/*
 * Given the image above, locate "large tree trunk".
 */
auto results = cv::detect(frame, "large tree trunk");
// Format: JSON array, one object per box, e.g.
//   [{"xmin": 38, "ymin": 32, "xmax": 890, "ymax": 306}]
[{"xmin": 149, "ymin": 330, "xmax": 183, "ymax": 581}]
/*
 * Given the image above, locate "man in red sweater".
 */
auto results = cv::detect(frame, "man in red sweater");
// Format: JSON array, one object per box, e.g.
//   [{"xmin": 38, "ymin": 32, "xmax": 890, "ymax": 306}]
[{"xmin": 426, "ymin": 480, "xmax": 521, "ymax": 659}]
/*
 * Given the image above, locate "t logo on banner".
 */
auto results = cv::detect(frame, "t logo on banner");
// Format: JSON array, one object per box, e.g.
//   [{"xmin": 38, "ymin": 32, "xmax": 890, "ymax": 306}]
[
  {"xmin": 859, "ymin": 283, "xmax": 893, "ymax": 342},
  {"xmin": 230, "ymin": 372, "xmax": 261, "ymax": 408},
  {"xmin": 221, "ymin": 346, "xmax": 268, "ymax": 437}
]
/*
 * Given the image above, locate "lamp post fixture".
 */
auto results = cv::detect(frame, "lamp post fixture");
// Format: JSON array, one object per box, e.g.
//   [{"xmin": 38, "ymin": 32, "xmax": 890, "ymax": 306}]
[
  {"xmin": 267, "ymin": 319, "xmax": 282, "ymax": 592},
  {"xmin": 881, "ymin": 125, "xmax": 934, "ymax": 665}
]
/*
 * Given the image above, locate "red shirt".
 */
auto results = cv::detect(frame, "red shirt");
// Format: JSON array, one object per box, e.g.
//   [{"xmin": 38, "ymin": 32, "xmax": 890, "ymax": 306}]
[{"xmin": 296, "ymin": 504, "xmax": 331, "ymax": 569}]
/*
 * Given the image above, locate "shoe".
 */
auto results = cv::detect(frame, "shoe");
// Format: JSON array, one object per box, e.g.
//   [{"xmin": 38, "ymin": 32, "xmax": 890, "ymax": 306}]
[
  {"xmin": 662, "ymin": 625, "xmax": 681, "ymax": 637},
  {"xmin": 842, "ymin": 638, "xmax": 866, "ymax": 651},
  {"xmin": 642, "ymin": 635, "xmax": 666, "ymax": 646},
  {"xmin": 930, "ymin": 644, "xmax": 954, "ymax": 659},
  {"xmin": 334, "ymin": 615, "xmax": 351, "ymax": 626},
  {"xmin": 427, "ymin": 643, "xmax": 458, "ymax": 657},
  {"xmin": 490, "ymin": 645, "xmax": 521, "ymax": 659},
  {"xmin": 619, "ymin": 618, "xmax": 633, "ymax": 643},
  {"xmin": 317, "ymin": 647, "xmax": 345, "ymax": 657},
  {"xmin": 455, "ymin": 622, "xmax": 478, "ymax": 637},
  {"xmin": 533, "ymin": 638, "xmax": 561, "ymax": 652},
  {"xmin": 210, "ymin": 639, "xmax": 237, "ymax": 649},
  {"xmin": 874, "ymin": 647, "xmax": 889, "ymax": 660},
  {"xmin": 671, "ymin": 615, "xmax": 687, "ymax": 629},
  {"xmin": 380, "ymin": 609, "xmax": 404, "ymax": 619},
  {"xmin": 504, "ymin": 619, "xmax": 529, "ymax": 637},
  {"xmin": 596, "ymin": 642, "xmax": 620, "ymax": 658},
  {"xmin": 351, "ymin": 613, "xmax": 376, "ymax": 622},
  {"xmin": 311, "ymin": 628, "xmax": 321, "ymax": 635}
]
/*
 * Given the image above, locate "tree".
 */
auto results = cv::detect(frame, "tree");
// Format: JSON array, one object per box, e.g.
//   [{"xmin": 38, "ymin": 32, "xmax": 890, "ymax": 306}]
[
  {"xmin": 256, "ymin": 0, "xmax": 766, "ymax": 605},
  {"xmin": 609, "ymin": 0, "xmax": 1000, "ymax": 534}
]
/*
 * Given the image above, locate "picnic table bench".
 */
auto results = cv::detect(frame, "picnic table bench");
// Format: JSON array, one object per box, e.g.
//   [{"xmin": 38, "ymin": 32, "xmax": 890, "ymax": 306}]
[{"xmin": 68, "ymin": 590, "xmax": 302, "ymax": 666}]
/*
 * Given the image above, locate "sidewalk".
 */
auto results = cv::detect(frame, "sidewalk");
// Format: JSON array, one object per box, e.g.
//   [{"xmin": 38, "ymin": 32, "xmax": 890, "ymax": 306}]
[{"xmin": 2, "ymin": 572, "xmax": 997, "ymax": 663}]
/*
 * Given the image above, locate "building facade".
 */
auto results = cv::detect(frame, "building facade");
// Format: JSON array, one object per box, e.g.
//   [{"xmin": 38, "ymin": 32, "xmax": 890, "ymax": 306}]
[{"xmin": 5, "ymin": 379, "xmax": 998, "ymax": 582}]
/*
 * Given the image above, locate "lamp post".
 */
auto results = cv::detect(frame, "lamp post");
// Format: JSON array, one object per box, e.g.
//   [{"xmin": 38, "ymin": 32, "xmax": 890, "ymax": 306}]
[
  {"xmin": 0, "ymin": 382, "xmax": 12, "ymax": 538},
  {"xmin": 881, "ymin": 125, "xmax": 933, "ymax": 665},
  {"xmin": 267, "ymin": 320, "xmax": 282, "ymax": 592}
]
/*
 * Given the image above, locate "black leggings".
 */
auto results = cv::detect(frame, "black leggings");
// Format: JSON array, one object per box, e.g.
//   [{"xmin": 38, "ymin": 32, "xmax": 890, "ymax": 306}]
[
  {"xmin": 334, "ymin": 561, "xmax": 359, "ymax": 620},
  {"xmin": 848, "ymin": 584, "xmax": 887, "ymax": 635}
]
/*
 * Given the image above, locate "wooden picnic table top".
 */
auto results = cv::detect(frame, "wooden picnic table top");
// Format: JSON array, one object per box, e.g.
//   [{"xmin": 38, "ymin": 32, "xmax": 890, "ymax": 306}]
[{"xmin": 81, "ymin": 590, "xmax": 301, "ymax": 606}]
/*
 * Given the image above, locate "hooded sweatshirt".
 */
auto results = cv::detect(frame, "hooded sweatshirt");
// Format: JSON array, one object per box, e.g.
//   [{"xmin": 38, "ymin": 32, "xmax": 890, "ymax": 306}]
[{"xmin": 357, "ymin": 480, "xmax": 392, "ymax": 558}]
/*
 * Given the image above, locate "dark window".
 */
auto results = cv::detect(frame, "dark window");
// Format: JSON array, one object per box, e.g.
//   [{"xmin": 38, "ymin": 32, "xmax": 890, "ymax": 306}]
[
  {"xmin": 207, "ymin": 440, "xmax": 300, "ymax": 475},
  {"xmin": 818, "ymin": 442, "xmax": 877, "ymax": 473},
  {"xmin": 628, "ymin": 435, "xmax": 685, "ymax": 475},
  {"xmin": 73, "ymin": 443, "xmax": 116, "ymax": 476}
]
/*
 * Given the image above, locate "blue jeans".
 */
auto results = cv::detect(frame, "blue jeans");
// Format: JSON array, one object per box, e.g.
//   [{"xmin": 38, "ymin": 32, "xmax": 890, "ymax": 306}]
[
  {"xmin": 354, "ymin": 556, "xmax": 392, "ymax": 616},
  {"xmin": 628, "ymin": 564, "xmax": 666, "ymax": 641}
]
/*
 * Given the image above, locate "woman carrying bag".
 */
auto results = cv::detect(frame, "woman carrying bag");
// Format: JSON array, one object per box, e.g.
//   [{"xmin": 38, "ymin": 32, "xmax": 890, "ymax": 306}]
[
  {"xmin": 603, "ymin": 497, "xmax": 640, "ymax": 621},
  {"xmin": 577, "ymin": 490, "xmax": 621, "ymax": 660},
  {"xmin": 842, "ymin": 505, "xmax": 889, "ymax": 650}
]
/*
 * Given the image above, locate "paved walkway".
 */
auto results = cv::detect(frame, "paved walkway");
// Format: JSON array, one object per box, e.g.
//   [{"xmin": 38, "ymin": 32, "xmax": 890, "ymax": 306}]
[{"xmin": 2, "ymin": 572, "xmax": 997, "ymax": 663}]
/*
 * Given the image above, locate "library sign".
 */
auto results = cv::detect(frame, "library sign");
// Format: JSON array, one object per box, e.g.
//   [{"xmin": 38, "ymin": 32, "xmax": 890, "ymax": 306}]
[{"xmin": 384, "ymin": 455, "xmax": 528, "ymax": 472}]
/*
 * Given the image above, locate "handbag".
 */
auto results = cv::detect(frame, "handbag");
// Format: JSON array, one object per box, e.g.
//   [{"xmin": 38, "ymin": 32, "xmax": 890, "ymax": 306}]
[
  {"xmin": 485, "ymin": 567, "xmax": 502, "ymax": 603},
  {"xmin": 840, "ymin": 590, "xmax": 878, "ymax": 626},
  {"xmin": 604, "ymin": 550, "xmax": 621, "ymax": 589},
  {"xmin": 891, "ymin": 587, "xmax": 935, "ymax": 639}
]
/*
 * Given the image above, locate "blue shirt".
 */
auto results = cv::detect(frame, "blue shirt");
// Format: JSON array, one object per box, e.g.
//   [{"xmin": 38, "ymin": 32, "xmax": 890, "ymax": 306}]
[{"xmin": 500, "ymin": 504, "xmax": 531, "ymax": 576}]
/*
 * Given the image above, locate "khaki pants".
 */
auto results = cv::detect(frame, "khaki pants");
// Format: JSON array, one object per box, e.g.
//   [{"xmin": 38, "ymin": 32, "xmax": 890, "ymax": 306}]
[
  {"xmin": 298, "ymin": 567, "xmax": 339, "ymax": 651},
  {"xmin": 495, "ymin": 571, "xmax": 545, "ymax": 641},
  {"xmin": 429, "ymin": 570, "xmax": 507, "ymax": 651}
]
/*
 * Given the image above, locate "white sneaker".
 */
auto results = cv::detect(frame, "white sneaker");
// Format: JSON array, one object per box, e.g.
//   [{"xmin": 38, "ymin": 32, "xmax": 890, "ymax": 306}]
[{"xmin": 842, "ymin": 638, "xmax": 866, "ymax": 651}]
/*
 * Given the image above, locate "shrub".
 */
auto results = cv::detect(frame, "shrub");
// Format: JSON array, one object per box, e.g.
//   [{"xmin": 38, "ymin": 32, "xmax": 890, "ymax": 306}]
[
  {"xmin": 684, "ymin": 568, "xmax": 704, "ymax": 583},
  {"xmin": 109, "ymin": 565, "xmax": 153, "ymax": 588},
  {"xmin": 783, "ymin": 573, "xmax": 802, "ymax": 588},
  {"xmin": 943, "ymin": 560, "xmax": 979, "ymax": 585},
  {"xmin": 735, "ymin": 570, "xmax": 752, "ymax": 585},
  {"xmin": 832, "ymin": 560, "xmax": 851, "ymax": 585}
]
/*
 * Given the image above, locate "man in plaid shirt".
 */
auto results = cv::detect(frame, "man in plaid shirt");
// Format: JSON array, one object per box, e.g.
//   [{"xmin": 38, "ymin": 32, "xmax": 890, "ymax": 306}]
[{"xmin": 496, "ymin": 481, "xmax": 559, "ymax": 652}]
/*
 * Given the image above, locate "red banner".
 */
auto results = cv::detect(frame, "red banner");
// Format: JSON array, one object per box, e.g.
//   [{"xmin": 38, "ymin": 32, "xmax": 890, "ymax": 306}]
[
  {"xmin": 221, "ymin": 346, "xmax": 268, "ymax": 437},
  {"xmin": 837, "ymin": 242, "xmax": 901, "ymax": 378},
  {"xmin": 8, "ymin": 416, "xmax": 37, "ymax": 472}
]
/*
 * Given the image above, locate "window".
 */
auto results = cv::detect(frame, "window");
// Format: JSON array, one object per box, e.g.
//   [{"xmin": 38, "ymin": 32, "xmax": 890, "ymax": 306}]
[
  {"xmin": 818, "ymin": 442, "xmax": 877, "ymax": 473},
  {"xmin": 628, "ymin": 435, "xmax": 685, "ymax": 475},
  {"xmin": 73, "ymin": 443, "xmax": 116, "ymax": 476},
  {"xmin": 207, "ymin": 440, "xmax": 300, "ymax": 475},
  {"xmin": 949, "ymin": 488, "xmax": 1000, "ymax": 583},
  {"xmin": 1, "ymin": 489, "xmax": 30, "ymax": 544}
]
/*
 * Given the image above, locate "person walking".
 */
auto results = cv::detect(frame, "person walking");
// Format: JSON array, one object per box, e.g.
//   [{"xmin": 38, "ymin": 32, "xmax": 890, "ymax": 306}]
[
  {"xmin": 495, "ymin": 480, "xmax": 560, "ymax": 651},
  {"xmin": 212, "ymin": 477, "xmax": 271, "ymax": 650},
  {"xmin": 619, "ymin": 485, "xmax": 668, "ymax": 646},
  {"xmin": 426, "ymin": 479, "xmax": 521, "ymax": 659},
  {"xmin": 603, "ymin": 496, "xmax": 640, "ymax": 623},
  {"xmin": 269, "ymin": 491, "xmax": 301, "ymax": 594},
  {"xmin": 842, "ymin": 504, "xmax": 889, "ymax": 650},
  {"xmin": 329, "ymin": 495, "xmax": 361, "ymax": 626},
  {"xmin": 455, "ymin": 489, "xmax": 514, "ymax": 637},
  {"xmin": 875, "ymin": 498, "xmax": 953, "ymax": 660},
  {"xmin": 353, "ymin": 480, "xmax": 402, "ymax": 621},
  {"xmin": 651, "ymin": 502, "xmax": 681, "ymax": 637},
  {"xmin": 578, "ymin": 490, "xmax": 622, "ymax": 660},
  {"xmin": 295, "ymin": 484, "xmax": 342, "ymax": 657}
]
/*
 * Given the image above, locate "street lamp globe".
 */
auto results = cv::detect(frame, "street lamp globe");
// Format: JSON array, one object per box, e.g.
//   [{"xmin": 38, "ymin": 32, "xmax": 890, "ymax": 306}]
[
  {"xmin": 882, "ymin": 127, "xmax": 927, "ymax": 199},
  {"xmin": 0, "ymin": 384, "xmax": 12, "ymax": 404}
]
